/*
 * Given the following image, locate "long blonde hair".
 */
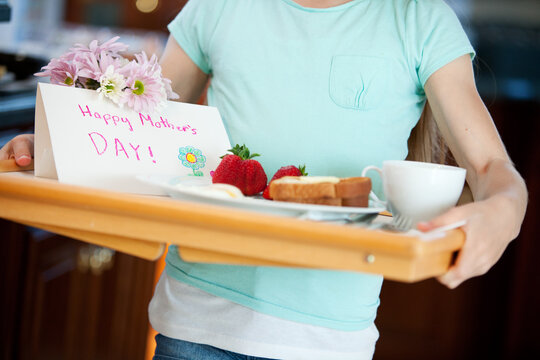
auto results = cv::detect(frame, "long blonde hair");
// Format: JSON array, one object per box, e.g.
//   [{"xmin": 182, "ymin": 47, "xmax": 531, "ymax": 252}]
[
  {"xmin": 407, "ymin": 102, "xmax": 472, "ymax": 203},
  {"xmin": 406, "ymin": 101, "xmax": 452, "ymax": 165}
]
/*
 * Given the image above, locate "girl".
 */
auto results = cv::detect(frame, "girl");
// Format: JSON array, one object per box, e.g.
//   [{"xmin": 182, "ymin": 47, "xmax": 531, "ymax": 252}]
[{"xmin": 1, "ymin": 1, "xmax": 527, "ymax": 359}]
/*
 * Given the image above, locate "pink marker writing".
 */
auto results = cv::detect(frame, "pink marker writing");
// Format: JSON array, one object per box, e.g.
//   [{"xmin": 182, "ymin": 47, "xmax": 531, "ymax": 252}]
[
  {"xmin": 139, "ymin": 113, "xmax": 198, "ymax": 135},
  {"xmin": 79, "ymin": 104, "xmax": 133, "ymax": 132},
  {"xmin": 87, "ymin": 132, "xmax": 155, "ymax": 164}
]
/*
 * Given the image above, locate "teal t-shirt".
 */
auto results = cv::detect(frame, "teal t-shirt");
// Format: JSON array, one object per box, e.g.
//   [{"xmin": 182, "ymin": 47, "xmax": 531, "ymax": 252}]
[{"xmin": 165, "ymin": 0, "xmax": 474, "ymax": 331}]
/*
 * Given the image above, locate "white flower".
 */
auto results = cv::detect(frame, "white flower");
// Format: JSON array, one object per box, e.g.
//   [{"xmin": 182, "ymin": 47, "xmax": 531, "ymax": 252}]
[{"xmin": 97, "ymin": 65, "xmax": 127, "ymax": 104}]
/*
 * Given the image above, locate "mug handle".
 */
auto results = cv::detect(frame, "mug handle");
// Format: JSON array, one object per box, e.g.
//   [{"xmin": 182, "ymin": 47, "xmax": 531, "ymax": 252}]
[{"xmin": 361, "ymin": 165, "xmax": 386, "ymax": 206}]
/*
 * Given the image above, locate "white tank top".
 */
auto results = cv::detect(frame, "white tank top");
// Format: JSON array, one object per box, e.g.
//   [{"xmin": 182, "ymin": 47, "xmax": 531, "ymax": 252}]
[{"xmin": 148, "ymin": 272, "xmax": 378, "ymax": 360}]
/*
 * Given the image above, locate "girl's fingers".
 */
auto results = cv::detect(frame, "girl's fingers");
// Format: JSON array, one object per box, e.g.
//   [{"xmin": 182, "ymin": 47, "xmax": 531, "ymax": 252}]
[
  {"xmin": 11, "ymin": 135, "xmax": 34, "ymax": 166},
  {"xmin": 418, "ymin": 205, "xmax": 476, "ymax": 288},
  {"xmin": 417, "ymin": 205, "xmax": 470, "ymax": 232},
  {"xmin": 437, "ymin": 273, "xmax": 460, "ymax": 289},
  {"xmin": 0, "ymin": 143, "xmax": 13, "ymax": 160},
  {"xmin": 437, "ymin": 253, "xmax": 466, "ymax": 289},
  {"xmin": 0, "ymin": 135, "xmax": 35, "ymax": 165}
]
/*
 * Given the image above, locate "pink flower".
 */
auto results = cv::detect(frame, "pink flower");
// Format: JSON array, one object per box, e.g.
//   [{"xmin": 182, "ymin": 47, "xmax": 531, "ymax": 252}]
[
  {"xmin": 69, "ymin": 37, "xmax": 129, "ymax": 87},
  {"xmin": 77, "ymin": 51, "xmax": 126, "ymax": 84},
  {"xmin": 71, "ymin": 36, "xmax": 128, "ymax": 58},
  {"xmin": 35, "ymin": 54, "xmax": 80, "ymax": 87},
  {"xmin": 133, "ymin": 52, "xmax": 179, "ymax": 100},
  {"xmin": 162, "ymin": 77, "xmax": 179, "ymax": 100},
  {"xmin": 121, "ymin": 55, "xmax": 165, "ymax": 113},
  {"xmin": 134, "ymin": 52, "xmax": 161, "ymax": 77}
]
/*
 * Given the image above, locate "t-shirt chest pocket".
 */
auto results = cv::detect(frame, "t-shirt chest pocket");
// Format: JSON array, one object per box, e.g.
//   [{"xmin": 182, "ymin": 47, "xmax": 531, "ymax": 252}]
[{"xmin": 329, "ymin": 55, "xmax": 391, "ymax": 110}]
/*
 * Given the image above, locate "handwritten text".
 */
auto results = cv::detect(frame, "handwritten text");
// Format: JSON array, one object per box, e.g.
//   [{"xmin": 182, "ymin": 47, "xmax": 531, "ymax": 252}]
[{"xmin": 88, "ymin": 132, "xmax": 157, "ymax": 164}]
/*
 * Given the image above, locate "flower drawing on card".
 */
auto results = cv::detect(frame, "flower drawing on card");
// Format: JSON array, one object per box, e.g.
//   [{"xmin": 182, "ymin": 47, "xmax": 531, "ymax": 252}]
[
  {"xmin": 178, "ymin": 146, "xmax": 206, "ymax": 176},
  {"xmin": 35, "ymin": 37, "xmax": 179, "ymax": 113}
]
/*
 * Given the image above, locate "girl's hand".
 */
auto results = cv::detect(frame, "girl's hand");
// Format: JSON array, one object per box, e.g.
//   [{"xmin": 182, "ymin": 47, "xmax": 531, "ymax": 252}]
[
  {"xmin": 417, "ymin": 194, "xmax": 520, "ymax": 289},
  {"xmin": 0, "ymin": 134, "xmax": 35, "ymax": 166}
]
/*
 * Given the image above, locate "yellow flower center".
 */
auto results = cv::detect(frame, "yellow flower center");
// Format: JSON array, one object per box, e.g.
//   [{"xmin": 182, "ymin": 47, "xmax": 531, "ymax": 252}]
[{"xmin": 186, "ymin": 153, "xmax": 197, "ymax": 163}]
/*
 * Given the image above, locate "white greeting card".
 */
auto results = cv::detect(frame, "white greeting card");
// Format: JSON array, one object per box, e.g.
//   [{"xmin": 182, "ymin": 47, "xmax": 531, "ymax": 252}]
[{"xmin": 34, "ymin": 83, "xmax": 231, "ymax": 194}]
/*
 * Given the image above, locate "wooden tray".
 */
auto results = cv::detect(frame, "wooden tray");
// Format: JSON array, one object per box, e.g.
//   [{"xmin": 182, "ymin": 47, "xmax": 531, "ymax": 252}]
[{"xmin": 0, "ymin": 169, "xmax": 464, "ymax": 282}]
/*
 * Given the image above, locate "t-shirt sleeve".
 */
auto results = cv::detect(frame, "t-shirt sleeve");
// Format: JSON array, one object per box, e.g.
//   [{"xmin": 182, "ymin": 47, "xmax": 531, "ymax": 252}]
[
  {"xmin": 167, "ymin": 0, "xmax": 226, "ymax": 74},
  {"xmin": 406, "ymin": 0, "xmax": 476, "ymax": 87}
]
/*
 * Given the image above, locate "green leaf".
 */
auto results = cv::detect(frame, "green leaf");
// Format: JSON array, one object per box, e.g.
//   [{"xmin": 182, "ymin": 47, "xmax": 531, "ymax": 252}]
[{"xmin": 228, "ymin": 144, "xmax": 260, "ymax": 160}]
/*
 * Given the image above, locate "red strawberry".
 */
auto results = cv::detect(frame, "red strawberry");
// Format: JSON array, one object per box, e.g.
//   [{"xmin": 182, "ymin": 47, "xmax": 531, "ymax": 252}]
[
  {"xmin": 212, "ymin": 144, "xmax": 268, "ymax": 196},
  {"xmin": 262, "ymin": 165, "xmax": 307, "ymax": 200}
]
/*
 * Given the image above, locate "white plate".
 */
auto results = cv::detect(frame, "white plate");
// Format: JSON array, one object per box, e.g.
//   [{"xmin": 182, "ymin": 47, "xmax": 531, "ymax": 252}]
[{"xmin": 137, "ymin": 174, "xmax": 386, "ymax": 218}]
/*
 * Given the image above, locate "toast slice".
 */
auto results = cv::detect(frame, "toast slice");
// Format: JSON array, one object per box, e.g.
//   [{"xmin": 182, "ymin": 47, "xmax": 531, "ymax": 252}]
[
  {"xmin": 278, "ymin": 197, "xmax": 342, "ymax": 206},
  {"xmin": 335, "ymin": 177, "xmax": 371, "ymax": 207},
  {"xmin": 342, "ymin": 194, "xmax": 369, "ymax": 207},
  {"xmin": 335, "ymin": 177, "xmax": 372, "ymax": 198},
  {"xmin": 269, "ymin": 176, "xmax": 371, "ymax": 207},
  {"xmin": 269, "ymin": 176, "xmax": 340, "ymax": 200}
]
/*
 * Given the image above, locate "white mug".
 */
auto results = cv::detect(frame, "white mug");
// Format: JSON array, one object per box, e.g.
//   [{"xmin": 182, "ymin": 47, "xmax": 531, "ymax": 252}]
[{"xmin": 362, "ymin": 160, "xmax": 466, "ymax": 225}]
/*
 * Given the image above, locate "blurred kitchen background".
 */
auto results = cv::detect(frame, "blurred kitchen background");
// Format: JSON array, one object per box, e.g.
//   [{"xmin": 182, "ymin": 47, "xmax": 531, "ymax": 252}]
[{"xmin": 0, "ymin": 0, "xmax": 539, "ymax": 359}]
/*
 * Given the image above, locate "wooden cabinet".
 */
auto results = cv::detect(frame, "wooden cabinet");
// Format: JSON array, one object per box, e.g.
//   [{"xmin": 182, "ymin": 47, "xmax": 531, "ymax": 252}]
[
  {"xmin": 63, "ymin": 0, "xmax": 188, "ymax": 33},
  {"xmin": 0, "ymin": 220, "xmax": 156, "ymax": 360}
]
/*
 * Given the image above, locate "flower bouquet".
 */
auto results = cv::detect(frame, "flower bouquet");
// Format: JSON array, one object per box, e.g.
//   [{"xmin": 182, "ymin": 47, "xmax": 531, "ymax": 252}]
[{"xmin": 35, "ymin": 37, "xmax": 179, "ymax": 113}]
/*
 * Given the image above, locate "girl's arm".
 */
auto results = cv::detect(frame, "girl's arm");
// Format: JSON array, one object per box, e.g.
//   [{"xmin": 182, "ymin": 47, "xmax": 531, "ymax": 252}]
[
  {"xmin": 160, "ymin": 35, "xmax": 210, "ymax": 103},
  {"xmin": 1, "ymin": 35, "xmax": 209, "ymax": 164},
  {"xmin": 421, "ymin": 54, "xmax": 528, "ymax": 288}
]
